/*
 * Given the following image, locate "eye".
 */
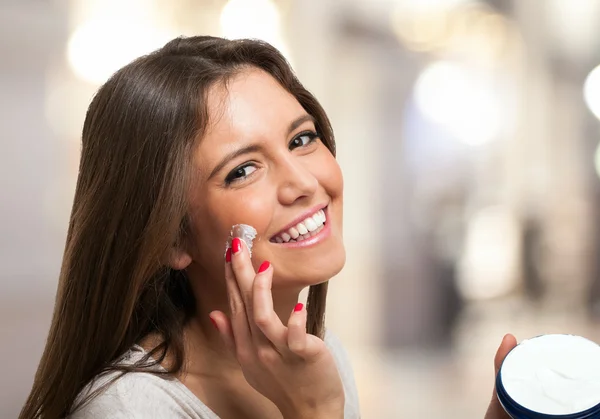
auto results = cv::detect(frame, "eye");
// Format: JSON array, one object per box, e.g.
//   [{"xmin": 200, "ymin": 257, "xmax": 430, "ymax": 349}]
[
  {"xmin": 289, "ymin": 131, "xmax": 319, "ymax": 150},
  {"xmin": 225, "ymin": 163, "xmax": 257, "ymax": 185}
]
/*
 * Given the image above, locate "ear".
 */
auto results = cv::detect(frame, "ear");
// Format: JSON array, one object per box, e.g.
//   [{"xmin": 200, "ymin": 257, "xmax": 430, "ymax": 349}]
[{"xmin": 168, "ymin": 246, "xmax": 193, "ymax": 271}]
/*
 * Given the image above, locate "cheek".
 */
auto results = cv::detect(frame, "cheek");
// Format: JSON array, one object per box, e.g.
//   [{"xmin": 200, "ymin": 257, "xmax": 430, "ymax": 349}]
[
  {"xmin": 208, "ymin": 188, "xmax": 276, "ymax": 241},
  {"xmin": 315, "ymin": 152, "xmax": 343, "ymax": 198},
  {"xmin": 188, "ymin": 189, "xmax": 276, "ymax": 270}
]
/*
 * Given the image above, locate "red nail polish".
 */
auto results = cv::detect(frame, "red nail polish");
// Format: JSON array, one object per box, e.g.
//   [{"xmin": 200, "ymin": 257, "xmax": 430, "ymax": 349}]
[
  {"xmin": 294, "ymin": 303, "xmax": 304, "ymax": 312},
  {"xmin": 258, "ymin": 261, "xmax": 270, "ymax": 273},
  {"xmin": 232, "ymin": 237, "xmax": 242, "ymax": 254},
  {"xmin": 225, "ymin": 248, "xmax": 232, "ymax": 263},
  {"xmin": 210, "ymin": 317, "xmax": 218, "ymax": 329}
]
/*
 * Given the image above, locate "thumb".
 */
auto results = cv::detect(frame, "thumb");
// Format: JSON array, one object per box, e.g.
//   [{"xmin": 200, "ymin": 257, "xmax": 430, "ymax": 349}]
[
  {"xmin": 494, "ymin": 334, "xmax": 517, "ymax": 375},
  {"xmin": 485, "ymin": 334, "xmax": 518, "ymax": 419}
]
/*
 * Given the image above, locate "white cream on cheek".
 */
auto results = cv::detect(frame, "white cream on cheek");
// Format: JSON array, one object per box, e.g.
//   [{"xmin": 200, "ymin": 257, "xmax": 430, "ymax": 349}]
[
  {"xmin": 501, "ymin": 334, "xmax": 600, "ymax": 415},
  {"xmin": 224, "ymin": 224, "xmax": 257, "ymax": 257}
]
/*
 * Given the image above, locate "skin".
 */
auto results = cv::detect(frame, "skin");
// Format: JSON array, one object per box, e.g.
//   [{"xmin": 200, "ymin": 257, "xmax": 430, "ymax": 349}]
[
  {"xmin": 168, "ymin": 68, "xmax": 346, "ymax": 418},
  {"xmin": 181, "ymin": 68, "xmax": 345, "ymax": 309},
  {"xmin": 486, "ymin": 334, "xmax": 518, "ymax": 419},
  {"xmin": 166, "ymin": 68, "xmax": 518, "ymax": 418}
]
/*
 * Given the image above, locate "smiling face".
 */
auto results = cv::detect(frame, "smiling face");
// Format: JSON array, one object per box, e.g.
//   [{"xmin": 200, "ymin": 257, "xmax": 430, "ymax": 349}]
[{"xmin": 185, "ymin": 68, "xmax": 345, "ymax": 288}]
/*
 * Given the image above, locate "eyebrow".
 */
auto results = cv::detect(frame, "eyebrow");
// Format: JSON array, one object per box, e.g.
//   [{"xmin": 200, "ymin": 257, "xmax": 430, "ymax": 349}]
[
  {"xmin": 207, "ymin": 114, "xmax": 316, "ymax": 180},
  {"xmin": 287, "ymin": 114, "xmax": 316, "ymax": 135}
]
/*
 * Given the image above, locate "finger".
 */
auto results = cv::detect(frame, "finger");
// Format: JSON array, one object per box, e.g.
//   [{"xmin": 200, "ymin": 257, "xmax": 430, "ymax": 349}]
[
  {"xmin": 224, "ymin": 255, "xmax": 253, "ymax": 353},
  {"xmin": 224, "ymin": 252, "xmax": 245, "ymax": 318},
  {"xmin": 252, "ymin": 261, "xmax": 287, "ymax": 347},
  {"xmin": 209, "ymin": 311, "xmax": 236, "ymax": 356},
  {"xmin": 230, "ymin": 237, "xmax": 265, "ymax": 339},
  {"xmin": 494, "ymin": 334, "xmax": 517, "ymax": 375},
  {"xmin": 287, "ymin": 303, "xmax": 312, "ymax": 357},
  {"xmin": 484, "ymin": 334, "xmax": 517, "ymax": 419},
  {"xmin": 230, "ymin": 237, "xmax": 258, "ymax": 301}
]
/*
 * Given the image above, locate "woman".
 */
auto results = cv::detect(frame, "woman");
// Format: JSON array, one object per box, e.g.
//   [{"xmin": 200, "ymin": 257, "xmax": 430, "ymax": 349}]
[{"xmin": 20, "ymin": 35, "xmax": 516, "ymax": 418}]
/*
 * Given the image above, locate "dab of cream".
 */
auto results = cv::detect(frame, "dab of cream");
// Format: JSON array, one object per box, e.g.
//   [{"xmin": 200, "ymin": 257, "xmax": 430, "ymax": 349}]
[
  {"xmin": 224, "ymin": 224, "xmax": 257, "ymax": 257},
  {"xmin": 500, "ymin": 334, "xmax": 600, "ymax": 415}
]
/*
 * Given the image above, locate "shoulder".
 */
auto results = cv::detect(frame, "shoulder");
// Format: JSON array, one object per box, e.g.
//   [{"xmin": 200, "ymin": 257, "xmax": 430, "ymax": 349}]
[
  {"xmin": 70, "ymin": 371, "xmax": 181, "ymax": 418},
  {"xmin": 324, "ymin": 329, "xmax": 362, "ymax": 419},
  {"xmin": 70, "ymin": 349, "xmax": 216, "ymax": 419},
  {"xmin": 324, "ymin": 329, "xmax": 356, "ymax": 382},
  {"xmin": 324, "ymin": 328, "xmax": 348, "ymax": 357}
]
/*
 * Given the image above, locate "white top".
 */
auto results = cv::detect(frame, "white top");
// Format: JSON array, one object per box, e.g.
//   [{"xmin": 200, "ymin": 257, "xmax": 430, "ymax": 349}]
[{"xmin": 70, "ymin": 330, "xmax": 361, "ymax": 418}]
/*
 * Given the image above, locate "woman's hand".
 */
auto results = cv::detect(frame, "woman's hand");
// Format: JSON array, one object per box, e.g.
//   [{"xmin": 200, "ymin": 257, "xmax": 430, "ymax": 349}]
[
  {"xmin": 484, "ymin": 334, "xmax": 518, "ymax": 419},
  {"xmin": 210, "ymin": 237, "xmax": 345, "ymax": 419}
]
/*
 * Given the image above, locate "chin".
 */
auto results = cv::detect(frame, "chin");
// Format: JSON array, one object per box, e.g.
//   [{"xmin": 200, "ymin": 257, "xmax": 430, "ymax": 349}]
[
  {"xmin": 274, "ymin": 246, "xmax": 346, "ymax": 288},
  {"xmin": 321, "ymin": 247, "xmax": 346, "ymax": 280}
]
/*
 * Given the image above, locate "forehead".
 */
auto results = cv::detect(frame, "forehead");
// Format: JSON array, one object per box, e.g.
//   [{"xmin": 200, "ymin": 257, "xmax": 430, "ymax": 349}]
[{"xmin": 201, "ymin": 68, "xmax": 307, "ymax": 150}]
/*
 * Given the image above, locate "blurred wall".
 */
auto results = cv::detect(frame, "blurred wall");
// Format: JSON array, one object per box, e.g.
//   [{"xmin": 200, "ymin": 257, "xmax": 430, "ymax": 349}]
[
  {"xmin": 5, "ymin": 0, "xmax": 600, "ymax": 417},
  {"xmin": 0, "ymin": 2, "xmax": 70, "ymax": 417}
]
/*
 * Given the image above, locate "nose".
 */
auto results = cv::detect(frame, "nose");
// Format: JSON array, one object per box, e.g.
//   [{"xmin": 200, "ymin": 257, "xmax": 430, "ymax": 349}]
[{"xmin": 276, "ymin": 155, "xmax": 318, "ymax": 205}]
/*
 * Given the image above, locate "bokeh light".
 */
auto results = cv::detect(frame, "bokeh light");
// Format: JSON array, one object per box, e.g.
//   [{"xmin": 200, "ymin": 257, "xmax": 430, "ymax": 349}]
[
  {"xmin": 220, "ymin": 0, "xmax": 280, "ymax": 41},
  {"xmin": 584, "ymin": 64, "xmax": 600, "ymax": 120},
  {"xmin": 219, "ymin": 0, "xmax": 291, "ymax": 61},
  {"xmin": 67, "ymin": 19, "xmax": 172, "ymax": 85},
  {"xmin": 413, "ymin": 60, "xmax": 502, "ymax": 146},
  {"xmin": 458, "ymin": 206, "xmax": 521, "ymax": 300}
]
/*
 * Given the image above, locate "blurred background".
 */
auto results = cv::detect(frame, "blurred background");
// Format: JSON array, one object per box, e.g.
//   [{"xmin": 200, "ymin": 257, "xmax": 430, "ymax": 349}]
[{"xmin": 3, "ymin": 0, "xmax": 600, "ymax": 417}]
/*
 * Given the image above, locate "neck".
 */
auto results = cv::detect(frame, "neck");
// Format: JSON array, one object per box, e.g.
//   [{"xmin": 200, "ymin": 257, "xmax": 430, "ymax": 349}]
[{"xmin": 140, "ymin": 267, "xmax": 306, "ymax": 418}]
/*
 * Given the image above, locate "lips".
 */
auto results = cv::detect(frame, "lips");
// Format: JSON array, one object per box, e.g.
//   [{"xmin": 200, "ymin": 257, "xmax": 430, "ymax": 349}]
[{"xmin": 270, "ymin": 208, "xmax": 327, "ymax": 244}]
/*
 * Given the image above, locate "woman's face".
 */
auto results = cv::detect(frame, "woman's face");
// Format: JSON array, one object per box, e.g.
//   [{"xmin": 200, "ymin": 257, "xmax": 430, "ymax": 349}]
[{"xmin": 186, "ymin": 68, "xmax": 345, "ymax": 288}]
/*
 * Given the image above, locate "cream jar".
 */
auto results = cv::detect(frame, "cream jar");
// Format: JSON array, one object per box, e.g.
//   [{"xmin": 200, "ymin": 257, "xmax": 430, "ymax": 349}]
[{"xmin": 496, "ymin": 334, "xmax": 600, "ymax": 419}]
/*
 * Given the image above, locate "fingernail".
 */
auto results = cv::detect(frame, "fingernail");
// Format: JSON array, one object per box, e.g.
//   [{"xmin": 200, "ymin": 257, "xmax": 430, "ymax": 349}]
[
  {"xmin": 258, "ymin": 261, "xmax": 270, "ymax": 273},
  {"xmin": 294, "ymin": 303, "xmax": 304, "ymax": 312},
  {"xmin": 232, "ymin": 237, "xmax": 242, "ymax": 254},
  {"xmin": 225, "ymin": 248, "xmax": 232, "ymax": 263},
  {"xmin": 210, "ymin": 317, "xmax": 218, "ymax": 329}
]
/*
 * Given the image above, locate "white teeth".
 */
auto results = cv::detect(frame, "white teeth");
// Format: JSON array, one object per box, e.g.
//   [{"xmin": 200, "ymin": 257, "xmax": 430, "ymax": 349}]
[
  {"xmin": 312, "ymin": 210, "xmax": 326, "ymax": 227},
  {"xmin": 313, "ymin": 211, "xmax": 321, "ymax": 223},
  {"xmin": 289, "ymin": 227, "xmax": 299, "ymax": 239},
  {"xmin": 320, "ymin": 210, "xmax": 327, "ymax": 223},
  {"xmin": 296, "ymin": 223, "xmax": 308, "ymax": 235},
  {"xmin": 271, "ymin": 208, "xmax": 328, "ymax": 243},
  {"xmin": 304, "ymin": 218, "xmax": 318, "ymax": 232}
]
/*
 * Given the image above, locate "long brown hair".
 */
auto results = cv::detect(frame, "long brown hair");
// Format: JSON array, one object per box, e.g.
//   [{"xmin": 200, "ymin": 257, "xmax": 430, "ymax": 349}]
[{"xmin": 20, "ymin": 36, "xmax": 336, "ymax": 419}]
